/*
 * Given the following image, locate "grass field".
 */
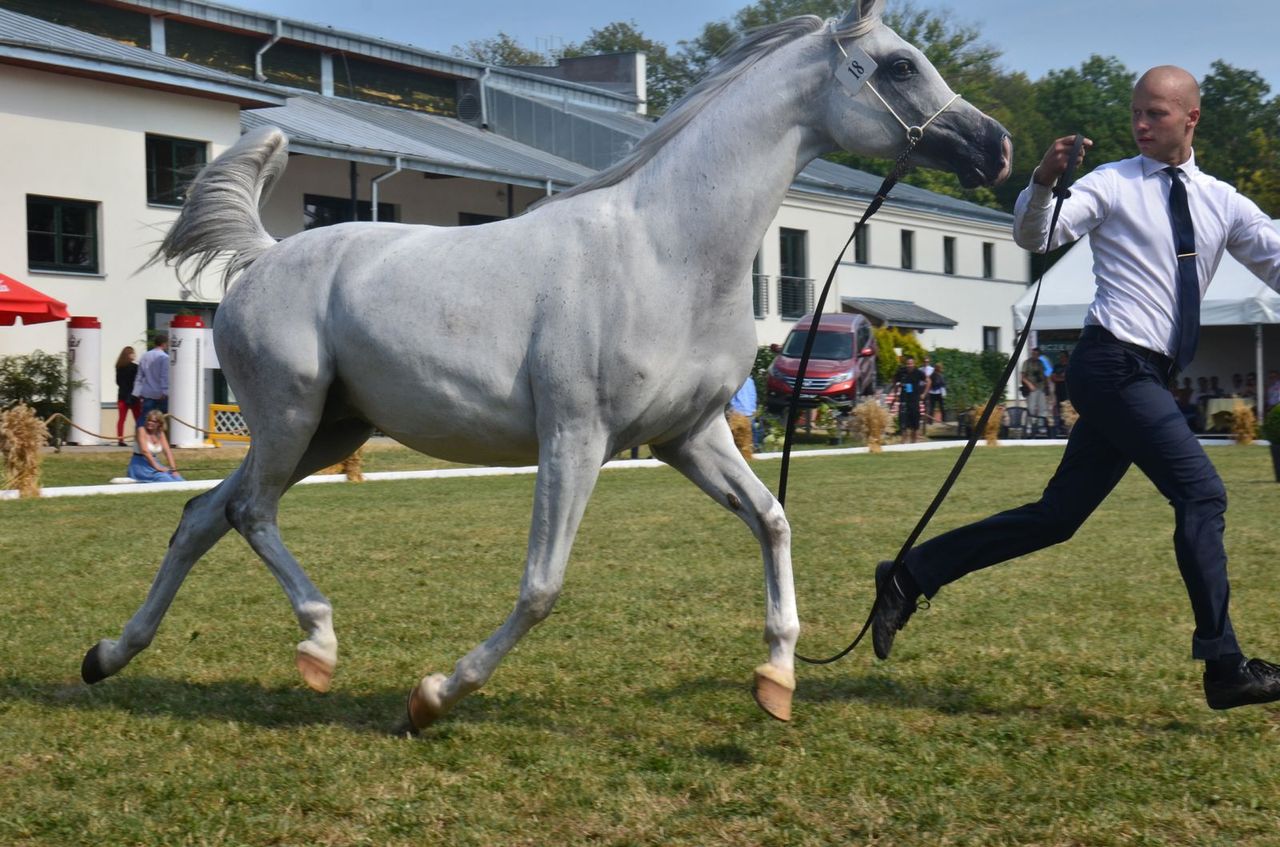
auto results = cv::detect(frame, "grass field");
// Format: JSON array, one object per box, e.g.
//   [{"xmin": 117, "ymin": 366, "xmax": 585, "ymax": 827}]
[{"xmin": 2, "ymin": 445, "xmax": 1278, "ymax": 845}]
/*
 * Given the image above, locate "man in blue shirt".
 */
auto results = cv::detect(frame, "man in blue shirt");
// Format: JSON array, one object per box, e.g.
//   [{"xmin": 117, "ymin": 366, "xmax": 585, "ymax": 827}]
[{"xmin": 132, "ymin": 333, "xmax": 170, "ymax": 417}]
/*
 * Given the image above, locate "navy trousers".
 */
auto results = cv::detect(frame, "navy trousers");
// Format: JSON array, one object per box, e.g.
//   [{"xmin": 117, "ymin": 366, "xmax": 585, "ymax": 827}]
[{"xmin": 905, "ymin": 330, "xmax": 1239, "ymax": 660}]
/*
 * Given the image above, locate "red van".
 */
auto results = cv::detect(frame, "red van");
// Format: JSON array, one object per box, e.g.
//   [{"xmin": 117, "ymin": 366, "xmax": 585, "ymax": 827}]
[{"xmin": 765, "ymin": 312, "xmax": 878, "ymax": 414}]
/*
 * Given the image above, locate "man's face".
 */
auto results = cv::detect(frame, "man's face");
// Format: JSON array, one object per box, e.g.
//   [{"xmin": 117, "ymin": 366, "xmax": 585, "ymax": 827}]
[
  {"xmin": 905, "ymin": 357, "xmax": 915, "ymax": 370},
  {"xmin": 1132, "ymin": 80, "xmax": 1199, "ymax": 164}
]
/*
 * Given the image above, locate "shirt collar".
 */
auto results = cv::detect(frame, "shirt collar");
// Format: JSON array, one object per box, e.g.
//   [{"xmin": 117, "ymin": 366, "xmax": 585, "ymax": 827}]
[{"xmin": 1141, "ymin": 149, "xmax": 1199, "ymax": 178}]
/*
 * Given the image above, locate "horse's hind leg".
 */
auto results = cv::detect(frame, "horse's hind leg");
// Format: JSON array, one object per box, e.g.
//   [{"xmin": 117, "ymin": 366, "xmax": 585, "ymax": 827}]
[
  {"xmin": 82, "ymin": 474, "xmax": 239, "ymax": 683},
  {"xmin": 407, "ymin": 428, "xmax": 606, "ymax": 730},
  {"xmin": 650, "ymin": 414, "xmax": 798, "ymax": 721},
  {"xmin": 223, "ymin": 414, "xmax": 373, "ymax": 693}
]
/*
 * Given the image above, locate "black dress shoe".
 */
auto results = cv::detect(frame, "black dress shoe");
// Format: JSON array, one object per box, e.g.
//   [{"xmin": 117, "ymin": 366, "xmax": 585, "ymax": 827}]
[
  {"xmin": 872, "ymin": 560, "xmax": 922, "ymax": 660},
  {"xmin": 1204, "ymin": 657, "xmax": 1280, "ymax": 710}
]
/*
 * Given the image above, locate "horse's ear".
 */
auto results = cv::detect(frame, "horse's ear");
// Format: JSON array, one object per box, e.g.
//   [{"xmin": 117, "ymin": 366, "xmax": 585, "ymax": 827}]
[{"xmin": 836, "ymin": 0, "xmax": 885, "ymax": 31}]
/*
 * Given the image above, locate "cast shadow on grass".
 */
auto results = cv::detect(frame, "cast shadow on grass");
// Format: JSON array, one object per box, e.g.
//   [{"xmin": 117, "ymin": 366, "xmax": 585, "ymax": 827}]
[
  {"xmin": 0, "ymin": 674, "xmax": 558, "ymax": 736},
  {"xmin": 640, "ymin": 671, "xmax": 1005, "ymax": 717}
]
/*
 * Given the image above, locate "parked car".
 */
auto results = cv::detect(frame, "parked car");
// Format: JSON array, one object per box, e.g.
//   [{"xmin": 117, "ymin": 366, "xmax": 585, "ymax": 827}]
[{"xmin": 765, "ymin": 312, "xmax": 877, "ymax": 414}]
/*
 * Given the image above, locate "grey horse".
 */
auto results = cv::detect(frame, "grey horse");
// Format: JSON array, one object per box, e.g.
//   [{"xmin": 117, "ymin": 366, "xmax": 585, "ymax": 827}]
[{"xmin": 82, "ymin": 0, "xmax": 1010, "ymax": 728}]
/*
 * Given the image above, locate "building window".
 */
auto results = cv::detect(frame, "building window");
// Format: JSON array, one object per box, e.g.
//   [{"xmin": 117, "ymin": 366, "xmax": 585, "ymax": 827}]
[
  {"xmin": 303, "ymin": 194, "xmax": 396, "ymax": 229},
  {"xmin": 778, "ymin": 228, "xmax": 811, "ymax": 320},
  {"xmin": 146, "ymin": 135, "xmax": 207, "ymax": 206},
  {"xmin": 900, "ymin": 229, "xmax": 914, "ymax": 270},
  {"xmin": 854, "ymin": 224, "xmax": 869, "ymax": 265},
  {"xmin": 752, "ymin": 251, "xmax": 767, "ymax": 319},
  {"xmin": 983, "ymin": 326, "xmax": 1001, "ymax": 352},
  {"xmin": 982, "ymin": 242, "xmax": 995, "ymax": 279},
  {"xmin": 943, "ymin": 236, "xmax": 956, "ymax": 275},
  {"xmin": 27, "ymin": 195, "xmax": 99, "ymax": 274}
]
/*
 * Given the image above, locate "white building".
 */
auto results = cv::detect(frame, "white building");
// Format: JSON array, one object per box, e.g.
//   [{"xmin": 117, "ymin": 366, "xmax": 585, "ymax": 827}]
[{"xmin": 0, "ymin": 0, "xmax": 1028, "ymax": 434}]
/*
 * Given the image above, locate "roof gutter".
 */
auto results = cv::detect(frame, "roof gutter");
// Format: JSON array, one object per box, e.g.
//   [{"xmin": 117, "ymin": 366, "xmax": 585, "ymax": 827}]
[
  {"xmin": 370, "ymin": 156, "xmax": 403, "ymax": 221},
  {"xmin": 253, "ymin": 19, "xmax": 282, "ymax": 82}
]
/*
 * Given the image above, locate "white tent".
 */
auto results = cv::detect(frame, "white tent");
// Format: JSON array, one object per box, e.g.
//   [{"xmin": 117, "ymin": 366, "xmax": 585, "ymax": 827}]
[{"xmin": 1012, "ymin": 221, "xmax": 1280, "ymax": 420}]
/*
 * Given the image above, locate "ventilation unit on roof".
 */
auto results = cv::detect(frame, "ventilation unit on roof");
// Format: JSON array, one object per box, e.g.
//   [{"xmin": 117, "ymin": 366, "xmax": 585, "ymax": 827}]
[{"xmin": 456, "ymin": 79, "xmax": 485, "ymax": 126}]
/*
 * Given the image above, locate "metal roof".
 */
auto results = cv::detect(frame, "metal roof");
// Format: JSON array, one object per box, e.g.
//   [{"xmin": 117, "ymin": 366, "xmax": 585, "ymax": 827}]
[
  {"xmin": 841, "ymin": 296, "xmax": 958, "ymax": 330},
  {"xmin": 0, "ymin": 7, "xmax": 284, "ymax": 107},
  {"xmin": 797, "ymin": 158, "xmax": 1013, "ymax": 227},
  {"xmin": 241, "ymin": 93, "xmax": 594, "ymax": 190},
  {"xmin": 112, "ymin": 0, "xmax": 639, "ymax": 109}
]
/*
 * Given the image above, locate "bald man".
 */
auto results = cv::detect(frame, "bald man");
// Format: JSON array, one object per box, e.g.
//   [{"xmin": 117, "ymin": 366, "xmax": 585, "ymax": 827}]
[{"xmin": 871, "ymin": 66, "xmax": 1280, "ymax": 710}]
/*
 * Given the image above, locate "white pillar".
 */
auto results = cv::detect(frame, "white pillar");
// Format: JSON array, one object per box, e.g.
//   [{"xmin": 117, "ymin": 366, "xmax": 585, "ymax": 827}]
[
  {"xmin": 66, "ymin": 316, "xmax": 102, "ymax": 446},
  {"xmin": 168, "ymin": 315, "xmax": 207, "ymax": 448}
]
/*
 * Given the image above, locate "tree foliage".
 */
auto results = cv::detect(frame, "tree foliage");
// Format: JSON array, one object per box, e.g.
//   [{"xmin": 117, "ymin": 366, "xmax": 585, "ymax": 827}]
[{"xmin": 455, "ymin": 4, "xmax": 1280, "ymax": 215}]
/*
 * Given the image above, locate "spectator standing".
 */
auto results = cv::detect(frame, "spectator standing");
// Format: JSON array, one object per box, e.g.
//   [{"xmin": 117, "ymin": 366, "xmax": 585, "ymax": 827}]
[
  {"xmin": 1020, "ymin": 354, "xmax": 1050, "ymax": 422},
  {"xmin": 133, "ymin": 333, "xmax": 170, "ymax": 417},
  {"xmin": 891, "ymin": 355, "xmax": 929, "ymax": 443},
  {"xmin": 925, "ymin": 361, "xmax": 946, "ymax": 424},
  {"xmin": 113, "ymin": 346, "xmax": 141, "ymax": 447},
  {"xmin": 727, "ymin": 375, "xmax": 761, "ymax": 456},
  {"xmin": 1266, "ymin": 370, "xmax": 1280, "ymax": 413},
  {"xmin": 1050, "ymin": 351, "xmax": 1070, "ymax": 425},
  {"xmin": 1032, "ymin": 345, "xmax": 1054, "ymax": 378}
]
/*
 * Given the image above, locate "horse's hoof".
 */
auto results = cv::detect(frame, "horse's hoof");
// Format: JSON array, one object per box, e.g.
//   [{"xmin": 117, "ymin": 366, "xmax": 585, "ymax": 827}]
[
  {"xmin": 752, "ymin": 663, "xmax": 795, "ymax": 722},
  {"xmin": 295, "ymin": 648, "xmax": 334, "ymax": 693},
  {"xmin": 407, "ymin": 673, "xmax": 449, "ymax": 731},
  {"xmin": 81, "ymin": 642, "xmax": 109, "ymax": 684}
]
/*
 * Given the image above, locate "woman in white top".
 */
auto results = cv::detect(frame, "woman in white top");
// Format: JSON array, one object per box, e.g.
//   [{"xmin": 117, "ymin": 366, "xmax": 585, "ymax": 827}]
[{"xmin": 127, "ymin": 410, "xmax": 184, "ymax": 482}]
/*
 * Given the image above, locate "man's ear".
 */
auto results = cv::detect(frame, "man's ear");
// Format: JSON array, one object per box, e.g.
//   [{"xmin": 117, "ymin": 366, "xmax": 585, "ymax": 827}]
[{"xmin": 1187, "ymin": 106, "xmax": 1201, "ymax": 132}]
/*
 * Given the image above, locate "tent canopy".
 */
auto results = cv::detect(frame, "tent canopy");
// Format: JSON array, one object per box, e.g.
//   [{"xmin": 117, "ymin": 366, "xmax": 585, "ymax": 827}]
[{"xmin": 1013, "ymin": 220, "xmax": 1280, "ymax": 330}]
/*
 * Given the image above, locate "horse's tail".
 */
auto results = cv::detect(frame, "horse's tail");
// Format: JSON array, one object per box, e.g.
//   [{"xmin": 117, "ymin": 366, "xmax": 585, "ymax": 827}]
[{"xmin": 145, "ymin": 126, "xmax": 289, "ymax": 290}]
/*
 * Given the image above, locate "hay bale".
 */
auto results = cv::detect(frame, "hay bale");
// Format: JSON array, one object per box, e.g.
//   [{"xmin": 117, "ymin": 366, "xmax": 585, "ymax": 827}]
[
  {"xmin": 728, "ymin": 412, "xmax": 754, "ymax": 461},
  {"xmin": 0, "ymin": 404, "xmax": 49, "ymax": 498},
  {"xmin": 850, "ymin": 399, "xmax": 889, "ymax": 453},
  {"xmin": 1232, "ymin": 400, "xmax": 1256, "ymax": 445},
  {"xmin": 1059, "ymin": 400, "xmax": 1079, "ymax": 434},
  {"xmin": 321, "ymin": 446, "xmax": 365, "ymax": 481}
]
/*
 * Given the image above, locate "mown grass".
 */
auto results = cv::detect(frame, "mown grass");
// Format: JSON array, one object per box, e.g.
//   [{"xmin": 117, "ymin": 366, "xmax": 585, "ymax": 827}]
[{"xmin": 2, "ymin": 445, "xmax": 1278, "ymax": 845}]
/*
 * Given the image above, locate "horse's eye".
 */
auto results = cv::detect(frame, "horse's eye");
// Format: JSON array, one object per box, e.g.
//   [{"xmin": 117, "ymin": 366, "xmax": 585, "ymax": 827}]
[{"xmin": 891, "ymin": 59, "xmax": 915, "ymax": 79}]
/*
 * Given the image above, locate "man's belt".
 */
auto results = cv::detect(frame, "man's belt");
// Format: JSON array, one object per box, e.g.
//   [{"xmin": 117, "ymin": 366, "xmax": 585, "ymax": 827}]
[{"xmin": 1080, "ymin": 325, "xmax": 1176, "ymax": 378}]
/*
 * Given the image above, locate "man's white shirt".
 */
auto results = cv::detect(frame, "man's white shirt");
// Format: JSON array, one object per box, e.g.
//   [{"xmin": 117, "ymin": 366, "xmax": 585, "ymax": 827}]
[{"xmin": 1013, "ymin": 151, "xmax": 1280, "ymax": 357}]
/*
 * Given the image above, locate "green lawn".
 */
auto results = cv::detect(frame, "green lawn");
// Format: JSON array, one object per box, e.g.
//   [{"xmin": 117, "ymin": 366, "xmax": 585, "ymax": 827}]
[{"xmin": 2, "ymin": 446, "xmax": 1278, "ymax": 845}]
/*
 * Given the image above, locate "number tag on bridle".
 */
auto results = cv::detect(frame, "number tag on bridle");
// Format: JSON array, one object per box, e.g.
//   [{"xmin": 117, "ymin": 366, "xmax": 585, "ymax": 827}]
[{"xmin": 835, "ymin": 44, "xmax": 877, "ymax": 95}]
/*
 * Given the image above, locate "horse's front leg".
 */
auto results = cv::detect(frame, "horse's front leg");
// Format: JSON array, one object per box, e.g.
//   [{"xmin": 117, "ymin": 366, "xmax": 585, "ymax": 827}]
[
  {"xmin": 650, "ymin": 414, "xmax": 798, "ymax": 721},
  {"xmin": 407, "ymin": 429, "xmax": 606, "ymax": 730}
]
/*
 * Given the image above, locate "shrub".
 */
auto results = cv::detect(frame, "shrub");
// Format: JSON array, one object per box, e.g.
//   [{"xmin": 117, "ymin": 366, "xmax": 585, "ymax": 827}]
[
  {"xmin": 1262, "ymin": 404, "xmax": 1280, "ymax": 443},
  {"xmin": 930, "ymin": 347, "xmax": 1011, "ymax": 415},
  {"xmin": 1231, "ymin": 400, "xmax": 1256, "ymax": 445},
  {"xmin": 751, "ymin": 345, "xmax": 777, "ymax": 399},
  {"xmin": 0, "ymin": 350, "xmax": 72, "ymax": 418},
  {"xmin": 873, "ymin": 327, "xmax": 927, "ymax": 383}
]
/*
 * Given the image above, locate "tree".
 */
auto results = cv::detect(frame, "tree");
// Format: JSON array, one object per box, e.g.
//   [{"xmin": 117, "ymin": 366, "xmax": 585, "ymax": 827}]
[
  {"xmin": 452, "ymin": 32, "xmax": 552, "ymax": 67},
  {"xmin": 1197, "ymin": 61, "xmax": 1280, "ymax": 216},
  {"xmin": 1033, "ymin": 56, "xmax": 1136, "ymax": 177}
]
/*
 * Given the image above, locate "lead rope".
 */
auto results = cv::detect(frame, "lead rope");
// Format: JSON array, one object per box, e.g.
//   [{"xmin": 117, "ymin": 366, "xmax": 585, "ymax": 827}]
[{"xmin": 785, "ymin": 134, "xmax": 1085, "ymax": 665}]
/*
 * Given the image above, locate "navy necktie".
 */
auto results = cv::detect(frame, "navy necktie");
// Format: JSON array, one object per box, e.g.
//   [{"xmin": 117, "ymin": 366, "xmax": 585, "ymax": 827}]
[{"xmin": 1163, "ymin": 166, "xmax": 1200, "ymax": 370}]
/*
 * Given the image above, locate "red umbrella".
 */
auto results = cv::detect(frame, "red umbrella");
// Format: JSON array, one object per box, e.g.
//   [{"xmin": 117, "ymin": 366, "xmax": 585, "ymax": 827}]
[{"xmin": 0, "ymin": 272, "xmax": 70, "ymax": 326}]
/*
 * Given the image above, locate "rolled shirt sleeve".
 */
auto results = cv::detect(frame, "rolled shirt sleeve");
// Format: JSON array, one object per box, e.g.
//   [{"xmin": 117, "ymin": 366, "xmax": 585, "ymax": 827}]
[{"xmin": 1013, "ymin": 168, "xmax": 1111, "ymax": 253}]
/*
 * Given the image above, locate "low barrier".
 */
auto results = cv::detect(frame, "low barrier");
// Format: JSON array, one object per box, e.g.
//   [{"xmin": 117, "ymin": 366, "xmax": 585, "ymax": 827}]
[{"xmin": 208, "ymin": 404, "xmax": 250, "ymax": 446}]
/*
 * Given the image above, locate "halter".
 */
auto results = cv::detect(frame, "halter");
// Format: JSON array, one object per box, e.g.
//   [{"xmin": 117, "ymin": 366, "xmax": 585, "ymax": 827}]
[{"xmin": 833, "ymin": 35, "xmax": 962, "ymax": 148}]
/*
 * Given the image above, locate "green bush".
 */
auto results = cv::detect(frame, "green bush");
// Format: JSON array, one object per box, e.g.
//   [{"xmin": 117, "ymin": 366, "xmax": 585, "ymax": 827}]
[
  {"xmin": 751, "ymin": 345, "xmax": 777, "ymax": 399},
  {"xmin": 0, "ymin": 350, "xmax": 71, "ymax": 420},
  {"xmin": 873, "ymin": 327, "xmax": 927, "ymax": 383},
  {"xmin": 930, "ymin": 347, "xmax": 1011, "ymax": 414},
  {"xmin": 1262, "ymin": 404, "xmax": 1280, "ymax": 443}
]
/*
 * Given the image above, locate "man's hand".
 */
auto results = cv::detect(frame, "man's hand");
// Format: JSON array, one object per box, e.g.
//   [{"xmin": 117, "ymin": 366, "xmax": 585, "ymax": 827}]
[{"xmin": 1032, "ymin": 135, "xmax": 1094, "ymax": 187}]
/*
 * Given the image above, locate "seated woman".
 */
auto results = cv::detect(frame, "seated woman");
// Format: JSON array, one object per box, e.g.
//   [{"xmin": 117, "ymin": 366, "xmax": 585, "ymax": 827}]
[{"xmin": 127, "ymin": 410, "xmax": 184, "ymax": 482}]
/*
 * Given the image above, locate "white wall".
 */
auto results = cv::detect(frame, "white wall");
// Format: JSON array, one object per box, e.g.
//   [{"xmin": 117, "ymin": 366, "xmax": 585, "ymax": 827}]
[
  {"xmin": 752, "ymin": 190, "xmax": 1028, "ymax": 352},
  {"xmin": 0, "ymin": 64, "xmax": 241, "ymax": 417}
]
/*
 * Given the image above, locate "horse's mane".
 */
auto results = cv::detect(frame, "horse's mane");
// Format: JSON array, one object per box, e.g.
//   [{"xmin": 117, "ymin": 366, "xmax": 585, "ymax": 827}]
[{"xmin": 542, "ymin": 11, "xmax": 881, "ymax": 206}]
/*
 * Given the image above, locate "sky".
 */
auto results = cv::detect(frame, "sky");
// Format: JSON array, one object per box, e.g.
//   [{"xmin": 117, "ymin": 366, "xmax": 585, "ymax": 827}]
[{"xmin": 248, "ymin": 0, "xmax": 1280, "ymax": 92}]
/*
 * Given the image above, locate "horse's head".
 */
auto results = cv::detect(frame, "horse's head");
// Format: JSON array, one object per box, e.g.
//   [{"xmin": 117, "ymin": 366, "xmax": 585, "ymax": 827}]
[{"xmin": 821, "ymin": 0, "xmax": 1011, "ymax": 188}]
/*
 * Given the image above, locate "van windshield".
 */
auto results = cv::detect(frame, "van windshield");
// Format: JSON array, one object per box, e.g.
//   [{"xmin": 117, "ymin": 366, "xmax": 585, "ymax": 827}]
[{"xmin": 780, "ymin": 330, "xmax": 854, "ymax": 360}]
